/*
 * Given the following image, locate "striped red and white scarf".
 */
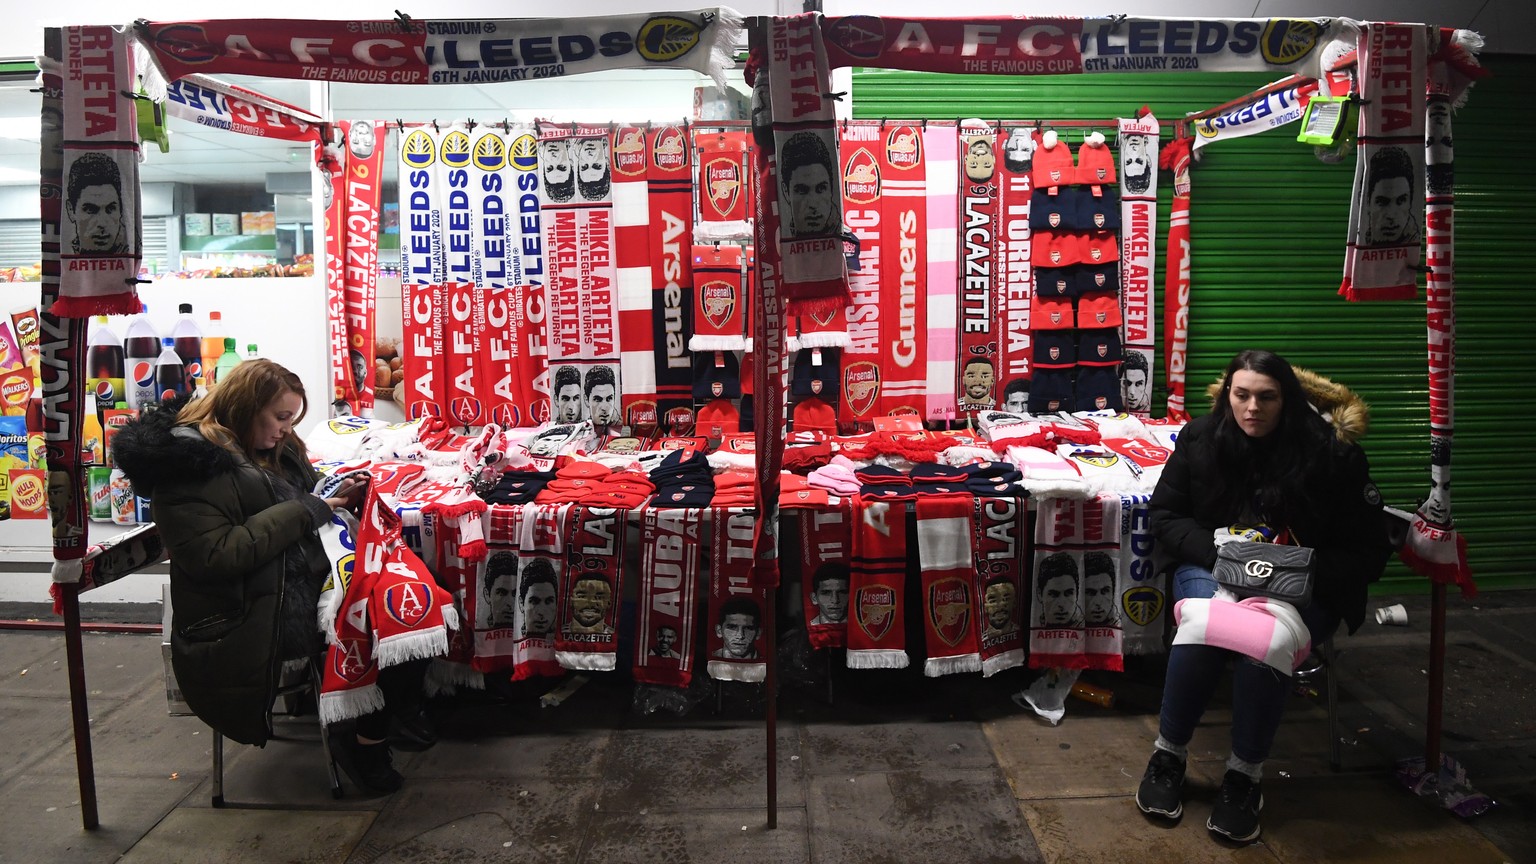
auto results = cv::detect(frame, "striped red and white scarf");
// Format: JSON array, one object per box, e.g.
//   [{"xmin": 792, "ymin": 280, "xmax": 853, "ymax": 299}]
[
  {"xmin": 613, "ymin": 125, "xmax": 656, "ymax": 428},
  {"xmin": 916, "ymin": 493, "xmax": 981, "ymax": 676},
  {"xmin": 879, "ymin": 124, "xmax": 928, "ymax": 418}
]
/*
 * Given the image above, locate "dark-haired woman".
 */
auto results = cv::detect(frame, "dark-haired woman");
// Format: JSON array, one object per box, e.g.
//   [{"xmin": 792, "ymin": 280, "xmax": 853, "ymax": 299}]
[{"xmin": 1134, "ymin": 350, "xmax": 1389, "ymax": 842}]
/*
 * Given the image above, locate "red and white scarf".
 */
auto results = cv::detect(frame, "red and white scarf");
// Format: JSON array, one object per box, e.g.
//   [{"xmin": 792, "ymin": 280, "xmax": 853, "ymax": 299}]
[
  {"xmin": 634, "ymin": 508, "xmax": 705, "ymax": 688},
  {"xmin": 708, "ymin": 508, "xmax": 768, "ymax": 682},
  {"xmin": 690, "ymin": 244, "xmax": 748, "ymax": 351},
  {"xmin": 56, "ymin": 26, "xmax": 142, "ymax": 317},
  {"xmin": 972, "ymin": 495, "xmax": 1027, "ymax": 676},
  {"xmin": 768, "ymin": 13, "xmax": 850, "ymax": 318},
  {"xmin": 1118, "ymin": 115, "xmax": 1159, "ymax": 404},
  {"xmin": 444, "ymin": 281, "xmax": 486, "ymax": 425},
  {"xmin": 646, "ymin": 125, "xmax": 696, "ymax": 426},
  {"xmin": 401, "ymin": 283, "xmax": 445, "ymax": 419},
  {"xmin": 613, "ymin": 126, "xmax": 656, "ymax": 427},
  {"xmin": 1341, "ymin": 23, "xmax": 1428, "ymax": 301},
  {"xmin": 694, "ymin": 128, "xmax": 754, "ymax": 240},
  {"xmin": 839, "ymin": 121, "xmax": 884, "ymax": 424},
  {"xmin": 801, "ymin": 499, "xmax": 853, "ymax": 649},
  {"xmin": 506, "ymin": 504, "xmax": 568, "ymax": 681},
  {"xmin": 1029, "ymin": 495, "xmax": 1123, "ymax": 670},
  {"xmin": 923, "ymin": 125, "xmax": 959, "ymax": 422},
  {"xmin": 748, "ymin": 92, "xmax": 788, "ymax": 592},
  {"xmin": 956, "ymin": 119, "xmax": 1000, "ymax": 415},
  {"xmin": 878, "ymin": 124, "xmax": 928, "ymax": 418},
  {"xmin": 916, "ymin": 493, "xmax": 981, "ymax": 676},
  {"xmin": 556, "ymin": 506, "xmax": 625, "ymax": 670},
  {"xmin": 997, "ymin": 126, "xmax": 1033, "ymax": 408},
  {"xmin": 1160, "ymin": 136, "xmax": 1193, "ymax": 421},
  {"xmin": 846, "ymin": 496, "xmax": 908, "ymax": 669}
]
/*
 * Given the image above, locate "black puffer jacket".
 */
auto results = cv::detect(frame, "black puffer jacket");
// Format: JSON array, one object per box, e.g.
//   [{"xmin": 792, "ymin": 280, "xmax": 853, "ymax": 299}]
[
  {"xmin": 1149, "ymin": 413, "xmax": 1391, "ymax": 634},
  {"xmin": 113, "ymin": 399, "xmax": 331, "ymax": 745}
]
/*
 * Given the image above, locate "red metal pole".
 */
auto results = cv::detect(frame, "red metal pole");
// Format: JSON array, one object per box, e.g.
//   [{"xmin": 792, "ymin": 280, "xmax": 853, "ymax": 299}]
[{"xmin": 59, "ymin": 582, "xmax": 99, "ymax": 829}]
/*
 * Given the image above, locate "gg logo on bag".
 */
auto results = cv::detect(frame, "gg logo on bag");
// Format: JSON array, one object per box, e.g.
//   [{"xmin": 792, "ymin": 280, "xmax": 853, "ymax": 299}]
[{"xmin": 1243, "ymin": 559, "xmax": 1274, "ymax": 579}]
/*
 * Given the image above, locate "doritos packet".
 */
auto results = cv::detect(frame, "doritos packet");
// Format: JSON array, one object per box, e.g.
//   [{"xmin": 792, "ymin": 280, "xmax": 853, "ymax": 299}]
[{"xmin": 0, "ymin": 416, "xmax": 27, "ymax": 476}]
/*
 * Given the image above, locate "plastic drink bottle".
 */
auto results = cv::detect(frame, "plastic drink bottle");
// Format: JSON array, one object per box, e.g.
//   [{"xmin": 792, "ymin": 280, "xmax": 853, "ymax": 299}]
[
  {"xmin": 86, "ymin": 315, "xmax": 124, "ymax": 413},
  {"xmin": 154, "ymin": 337, "xmax": 187, "ymax": 404},
  {"xmin": 122, "ymin": 304, "xmax": 161, "ymax": 410},
  {"xmin": 109, "ymin": 468, "xmax": 136, "ymax": 525},
  {"xmin": 214, "ymin": 337, "xmax": 241, "ymax": 385},
  {"xmin": 201, "ymin": 311, "xmax": 226, "ymax": 381},
  {"xmin": 246, "ymin": 343, "xmax": 260, "ymax": 361},
  {"xmin": 170, "ymin": 303, "xmax": 204, "ymax": 392},
  {"xmin": 192, "ymin": 376, "xmax": 207, "ymax": 400},
  {"xmin": 81, "ymin": 394, "xmax": 104, "ymax": 463},
  {"xmin": 87, "ymin": 465, "xmax": 113, "ymax": 522}
]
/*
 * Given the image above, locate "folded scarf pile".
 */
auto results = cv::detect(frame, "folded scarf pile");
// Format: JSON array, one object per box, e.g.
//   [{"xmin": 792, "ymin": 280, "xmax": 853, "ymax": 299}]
[{"xmin": 649, "ymin": 448, "xmax": 716, "ymax": 508}]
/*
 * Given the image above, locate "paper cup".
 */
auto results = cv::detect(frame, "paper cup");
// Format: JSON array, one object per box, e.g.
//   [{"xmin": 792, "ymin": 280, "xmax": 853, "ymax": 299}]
[{"xmin": 1374, "ymin": 603, "xmax": 1408, "ymax": 626}]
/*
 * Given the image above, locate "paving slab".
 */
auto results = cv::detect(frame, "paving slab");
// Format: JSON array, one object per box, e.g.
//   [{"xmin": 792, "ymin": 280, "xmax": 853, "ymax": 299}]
[
  {"xmin": 807, "ymin": 768, "xmax": 1042, "ymax": 864},
  {"xmin": 118, "ymin": 807, "xmax": 374, "ymax": 864},
  {"xmin": 1, "ymin": 633, "xmax": 165, "ymax": 701},
  {"xmin": 408, "ymin": 726, "xmax": 616, "ymax": 783},
  {"xmin": 0, "ymin": 773, "xmax": 195, "ymax": 864},
  {"xmin": 984, "ymin": 711, "xmax": 1170, "ymax": 799},
  {"xmin": 580, "ymin": 806, "xmax": 811, "ymax": 864},
  {"xmin": 595, "ymin": 725, "xmax": 807, "ymax": 811},
  {"xmin": 0, "ymin": 696, "xmax": 78, "ymax": 787},
  {"xmin": 31, "ymin": 688, "xmax": 210, "ymax": 782},
  {"xmin": 1018, "ymin": 797, "xmax": 1281, "ymax": 864},
  {"xmin": 802, "ymin": 718, "xmax": 999, "ymax": 775}
]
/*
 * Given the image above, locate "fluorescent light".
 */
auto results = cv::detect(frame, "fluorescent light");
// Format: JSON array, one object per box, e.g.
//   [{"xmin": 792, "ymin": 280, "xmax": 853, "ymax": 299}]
[
  {"xmin": 0, "ymin": 165, "xmax": 36, "ymax": 183},
  {"xmin": 0, "ymin": 117, "xmax": 39, "ymax": 141}
]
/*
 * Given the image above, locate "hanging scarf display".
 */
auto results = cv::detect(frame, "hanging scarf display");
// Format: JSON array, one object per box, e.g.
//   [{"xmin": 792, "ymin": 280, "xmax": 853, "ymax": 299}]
[
  {"xmin": 1116, "ymin": 493, "xmax": 1166, "ymax": 654},
  {"xmin": 1190, "ymin": 80, "xmax": 1310, "ymax": 151},
  {"xmin": 1030, "ymin": 495, "xmax": 1125, "ymax": 670},
  {"xmin": 613, "ymin": 125, "xmax": 657, "ymax": 427},
  {"xmin": 846, "ymin": 496, "xmax": 909, "ymax": 669},
  {"xmin": 923, "ymin": 124, "xmax": 958, "ymax": 423},
  {"xmin": 972, "ymin": 495, "xmax": 1027, "ymax": 676},
  {"xmin": 1159, "ymin": 136, "xmax": 1193, "ymax": 421},
  {"xmin": 801, "ymin": 498, "xmax": 853, "ymax": 649},
  {"xmin": 504, "ymin": 124, "xmax": 551, "ymax": 424},
  {"xmin": 57, "ymin": 26, "xmax": 141, "ymax": 317},
  {"xmin": 646, "ymin": 125, "xmax": 697, "ymax": 426},
  {"xmin": 398, "ymin": 124, "xmax": 447, "ymax": 419},
  {"xmin": 469, "ymin": 126, "xmax": 517, "ymax": 425},
  {"xmin": 507, "ymin": 504, "xmax": 568, "ymax": 681},
  {"xmin": 690, "ymin": 244, "xmax": 748, "ymax": 351},
  {"xmin": 694, "ymin": 128, "xmax": 754, "ymax": 240},
  {"xmin": 839, "ymin": 121, "xmax": 884, "ymax": 424},
  {"xmin": 135, "ymin": 11, "xmax": 742, "ymax": 88},
  {"xmin": 435, "ymin": 125, "xmax": 479, "ymax": 424},
  {"xmin": 445, "ymin": 282, "xmax": 486, "ymax": 425},
  {"xmin": 162, "ymin": 75, "xmax": 322, "ymax": 143},
  {"xmin": 997, "ymin": 126, "xmax": 1034, "ymax": 408},
  {"xmin": 749, "ymin": 68, "xmax": 788, "ymax": 592},
  {"xmin": 401, "ymin": 283, "xmax": 445, "ymax": 419},
  {"xmin": 878, "ymin": 123, "xmax": 928, "ymax": 418},
  {"xmin": 556, "ymin": 506, "xmax": 626, "ymax": 670},
  {"xmin": 431, "ymin": 518, "xmax": 480, "ymax": 683},
  {"xmin": 481, "ymin": 285, "xmax": 521, "ymax": 427},
  {"xmin": 916, "ymin": 493, "xmax": 981, "ymax": 676},
  {"xmin": 634, "ymin": 508, "xmax": 705, "ymax": 688},
  {"xmin": 1340, "ymin": 22, "xmax": 1428, "ymax": 301},
  {"xmin": 320, "ymin": 131, "xmax": 354, "ymax": 413},
  {"xmin": 956, "ymin": 119, "xmax": 1000, "ymax": 415},
  {"xmin": 342, "ymin": 120, "xmax": 385, "ymax": 418},
  {"xmin": 708, "ymin": 507, "xmax": 768, "ymax": 682},
  {"xmin": 768, "ymin": 13, "xmax": 850, "ymax": 318},
  {"xmin": 1117, "ymin": 115, "xmax": 1159, "ymax": 408}
]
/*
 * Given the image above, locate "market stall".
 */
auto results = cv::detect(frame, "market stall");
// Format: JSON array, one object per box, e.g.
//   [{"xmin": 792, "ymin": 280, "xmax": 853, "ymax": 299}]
[{"xmin": 35, "ymin": 11, "xmax": 1483, "ymax": 830}]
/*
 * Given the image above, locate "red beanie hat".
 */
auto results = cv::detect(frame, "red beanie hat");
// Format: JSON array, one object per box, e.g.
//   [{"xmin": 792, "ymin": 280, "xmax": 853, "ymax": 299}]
[
  {"xmin": 792, "ymin": 396, "xmax": 838, "ymax": 435},
  {"xmin": 1031, "ymin": 130, "xmax": 1075, "ymax": 193},
  {"xmin": 696, "ymin": 398, "xmax": 740, "ymax": 440},
  {"xmin": 1074, "ymin": 131, "xmax": 1117, "ymax": 188}
]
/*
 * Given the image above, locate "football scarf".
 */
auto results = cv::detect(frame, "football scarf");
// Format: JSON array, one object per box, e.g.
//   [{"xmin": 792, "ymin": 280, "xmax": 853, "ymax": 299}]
[
  {"xmin": 972, "ymin": 495, "xmax": 1027, "ymax": 676},
  {"xmin": 471, "ymin": 126, "xmax": 518, "ymax": 425},
  {"xmin": 1160, "ymin": 136, "xmax": 1193, "ymax": 421},
  {"xmin": 923, "ymin": 125, "xmax": 959, "ymax": 422},
  {"xmin": 956, "ymin": 120, "xmax": 1000, "ymax": 415},
  {"xmin": 646, "ymin": 125, "xmax": 696, "ymax": 426},
  {"xmin": 319, "ymin": 133, "xmax": 353, "ymax": 413},
  {"xmin": 997, "ymin": 128, "xmax": 1033, "ymax": 405},
  {"xmin": 690, "ymin": 244, "xmax": 748, "ymax": 351},
  {"xmin": 444, "ymin": 281, "xmax": 485, "ymax": 425},
  {"xmin": 481, "ymin": 285, "xmax": 522, "ymax": 427},
  {"xmin": 1030, "ymin": 495, "xmax": 1123, "ymax": 670},
  {"xmin": 57, "ymin": 26, "xmax": 141, "ymax": 317},
  {"xmin": 437, "ymin": 124, "xmax": 478, "ymax": 424},
  {"xmin": 1190, "ymin": 79, "xmax": 1310, "ymax": 150},
  {"xmin": 634, "ymin": 508, "xmax": 704, "ymax": 688},
  {"xmin": 846, "ymin": 496, "xmax": 909, "ymax": 669},
  {"xmin": 556, "ymin": 506, "xmax": 625, "ymax": 670},
  {"xmin": 47, "ymin": 523, "xmax": 167, "ymax": 611},
  {"xmin": 504, "ymin": 124, "xmax": 552, "ymax": 424},
  {"xmin": 431, "ymin": 518, "xmax": 480, "ymax": 683},
  {"xmin": 708, "ymin": 507, "xmax": 768, "ymax": 682},
  {"xmin": 398, "ymin": 125, "xmax": 445, "ymax": 287},
  {"xmin": 839, "ymin": 121, "xmax": 884, "ymax": 425},
  {"xmin": 916, "ymin": 493, "xmax": 981, "ymax": 676},
  {"xmin": 161, "ymin": 75, "xmax": 321, "ymax": 143},
  {"xmin": 613, "ymin": 126, "xmax": 656, "ymax": 427},
  {"xmin": 1117, "ymin": 493, "xmax": 1166, "ymax": 654},
  {"xmin": 695, "ymin": 128, "xmax": 753, "ymax": 239},
  {"xmin": 801, "ymin": 498, "xmax": 853, "ymax": 649},
  {"xmin": 878, "ymin": 123, "xmax": 928, "ymax": 418},
  {"xmin": 1118, "ymin": 115, "xmax": 1159, "ymax": 404},
  {"xmin": 1341, "ymin": 22, "xmax": 1428, "ymax": 301},
  {"xmin": 749, "ymin": 94, "xmax": 788, "ymax": 592},
  {"xmin": 768, "ymin": 13, "xmax": 850, "ymax": 318},
  {"xmin": 510, "ymin": 504, "xmax": 568, "ymax": 681},
  {"xmin": 401, "ymin": 283, "xmax": 445, "ymax": 419}
]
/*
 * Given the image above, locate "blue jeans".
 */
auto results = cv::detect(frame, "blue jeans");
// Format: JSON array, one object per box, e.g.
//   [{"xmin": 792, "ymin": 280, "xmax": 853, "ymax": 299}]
[{"xmin": 1159, "ymin": 564, "xmax": 1338, "ymax": 764}]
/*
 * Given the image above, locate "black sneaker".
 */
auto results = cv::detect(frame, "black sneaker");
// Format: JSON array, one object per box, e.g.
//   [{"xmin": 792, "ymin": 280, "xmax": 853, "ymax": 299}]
[
  {"xmin": 329, "ymin": 729, "xmax": 403, "ymax": 796},
  {"xmin": 388, "ymin": 709, "xmax": 437, "ymax": 752},
  {"xmin": 1135, "ymin": 749, "xmax": 1186, "ymax": 820},
  {"xmin": 1208, "ymin": 770, "xmax": 1263, "ymax": 842}
]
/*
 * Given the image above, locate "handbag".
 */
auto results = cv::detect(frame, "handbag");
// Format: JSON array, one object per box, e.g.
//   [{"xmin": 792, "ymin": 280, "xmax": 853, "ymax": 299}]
[{"xmin": 1212, "ymin": 541, "xmax": 1315, "ymax": 607}]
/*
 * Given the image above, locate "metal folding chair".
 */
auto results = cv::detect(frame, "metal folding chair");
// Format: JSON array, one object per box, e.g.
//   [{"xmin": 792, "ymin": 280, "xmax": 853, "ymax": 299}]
[{"xmin": 210, "ymin": 656, "xmax": 342, "ymax": 806}]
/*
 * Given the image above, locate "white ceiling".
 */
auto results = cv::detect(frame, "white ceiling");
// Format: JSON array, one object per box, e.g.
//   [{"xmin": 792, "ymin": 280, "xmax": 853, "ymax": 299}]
[{"xmin": 2, "ymin": 1, "xmax": 1529, "ymax": 191}]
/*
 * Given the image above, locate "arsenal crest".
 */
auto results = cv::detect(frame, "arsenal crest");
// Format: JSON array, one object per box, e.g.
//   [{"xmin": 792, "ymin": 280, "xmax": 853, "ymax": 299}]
[
  {"xmin": 928, "ymin": 577, "xmax": 971, "ymax": 647},
  {"xmin": 613, "ymin": 126, "xmax": 648, "ymax": 177},
  {"xmin": 843, "ymin": 361, "xmax": 881, "ymax": 415},
  {"xmin": 700, "ymin": 280, "xmax": 737, "ymax": 331},
  {"xmin": 885, "ymin": 125, "xmax": 922, "ymax": 169},
  {"xmin": 855, "ymin": 584, "xmax": 897, "ymax": 641},
  {"xmin": 651, "ymin": 126, "xmax": 688, "ymax": 172},
  {"xmin": 842, "ymin": 147, "xmax": 881, "ymax": 204},
  {"xmin": 1048, "ymin": 211, "xmax": 1061, "ymax": 228},
  {"xmin": 384, "ymin": 580, "xmax": 433, "ymax": 628},
  {"xmin": 332, "ymin": 636, "xmax": 375, "ymax": 683},
  {"xmin": 824, "ymin": 15, "xmax": 885, "ymax": 60},
  {"xmin": 704, "ymin": 157, "xmax": 742, "ymax": 218}
]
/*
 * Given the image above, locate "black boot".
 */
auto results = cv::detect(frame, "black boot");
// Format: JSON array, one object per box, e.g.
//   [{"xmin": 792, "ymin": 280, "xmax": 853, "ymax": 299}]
[
  {"xmin": 329, "ymin": 727, "xmax": 403, "ymax": 795},
  {"xmin": 389, "ymin": 708, "xmax": 438, "ymax": 752}
]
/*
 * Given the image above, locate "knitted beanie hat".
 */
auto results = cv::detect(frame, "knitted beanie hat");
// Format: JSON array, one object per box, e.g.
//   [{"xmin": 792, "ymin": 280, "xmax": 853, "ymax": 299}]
[
  {"xmin": 1076, "ymin": 261, "xmax": 1120, "ymax": 296},
  {"xmin": 1031, "ymin": 129, "xmax": 1075, "ymax": 192},
  {"xmin": 1079, "ymin": 230, "xmax": 1120, "ymax": 266},
  {"xmin": 1030, "ymin": 186, "xmax": 1083, "ymax": 231},
  {"xmin": 1031, "ymin": 231, "xmax": 1080, "ymax": 268},
  {"xmin": 1076, "ymin": 185, "xmax": 1121, "ymax": 230},
  {"xmin": 1033, "ymin": 330, "xmax": 1077, "ymax": 368},
  {"xmin": 692, "ymin": 351, "xmax": 742, "ymax": 402},
  {"xmin": 1031, "ymin": 295, "xmax": 1075, "ymax": 330},
  {"xmin": 1076, "ymin": 328, "xmax": 1123, "ymax": 367},
  {"xmin": 1076, "ymin": 292, "xmax": 1122, "ymax": 328},
  {"xmin": 1075, "ymin": 365, "xmax": 1123, "ymax": 412},
  {"xmin": 792, "ymin": 395, "xmax": 838, "ymax": 434},
  {"xmin": 696, "ymin": 398, "xmax": 741, "ymax": 439},
  {"xmin": 1074, "ymin": 130, "xmax": 1118, "ymax": 187},
  {"xmin": 1028, "ymin": 368, "xmax": 1075, "ymax": 414}
]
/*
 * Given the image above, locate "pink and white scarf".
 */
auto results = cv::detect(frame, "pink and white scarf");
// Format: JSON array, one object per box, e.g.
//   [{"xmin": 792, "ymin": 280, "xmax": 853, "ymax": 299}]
[{"xmin": 923, "ymin": 125, "xmax": 959, "ymax": 422}]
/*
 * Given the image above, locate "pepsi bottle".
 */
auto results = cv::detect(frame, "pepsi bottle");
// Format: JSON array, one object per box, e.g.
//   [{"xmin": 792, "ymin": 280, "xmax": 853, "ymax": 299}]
[
  {"xmin": 123, "ymin": 304, "xmax": 161, "ymax": 411},
  {"xmin": 154, "ymin": 337, "xmax": 187, "ymax": 404},
  {"xmin": 170, "ymin": 303, "xmax": 203, "ymax": 393},
  {"xmin": 86, "ymin": 315, "xmax": 124, "ymax": 416}
]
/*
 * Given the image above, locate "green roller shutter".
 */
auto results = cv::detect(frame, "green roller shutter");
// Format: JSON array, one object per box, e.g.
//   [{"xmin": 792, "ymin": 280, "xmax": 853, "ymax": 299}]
[{"xmin": 853, "ymin": 57, "xmax": 1536, "ymax": 591}]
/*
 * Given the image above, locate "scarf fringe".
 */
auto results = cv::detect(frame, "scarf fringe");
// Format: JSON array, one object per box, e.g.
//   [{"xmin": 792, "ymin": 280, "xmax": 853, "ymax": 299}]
[
  {"xmin": 51, "ymin": 294, "xmax": 143, "ymax": 318},
  {"xmin": 689, "ymin": 334, "xmax": 747, "ymax": 352},
  {"xmin": 557, "ymin": 650, "xmax": 617, "ymax": 671},
  {"xmin": 1338, "ymin": 277, "xmax": 1418, "ymax": 303},
  {"xmin": 982, "ymin": 648, "xmax": 1025, "ymax": 678},
  {"xmin": 707, "ymin": 660, "xmax": 767, "ymax": 682},
  {"xmin": 694, "ymin": 220, "xmax": 754, "ymax": 243},
  {"xmin": 1023, "ymin": 478, "xmax": 1092, "ymax": 499},
  {"xmin": 375, "ymin": 627, "xmax": 450, "ymax": 668},
  {"xmin": 1029, "ymin": 652, "xmax": 1092, "ymax": 671},
  {"xmin": 126, "ymin": 25, "xmax": 170, "ymax": 102},
  {"xmin": 924, "ymin": 654, "xmax": 982, "ymax": 677},
  {"xmin": 424, "ymin": 658, "xmax": 484, "ymax": 697},
  {"xmin": 846, "ymin": 649, "xmax": 910, "ymax": 670},
  {"xmin": 318, "ymin": 683, "xmax": 386, "ymax": 726},
  {"xmin": 705, "ymin": 6, "xmax": 743, "ymax": 91},
  {"xmin": 792, "ymin": 330, "xmax": 851, "ymax": 350}
]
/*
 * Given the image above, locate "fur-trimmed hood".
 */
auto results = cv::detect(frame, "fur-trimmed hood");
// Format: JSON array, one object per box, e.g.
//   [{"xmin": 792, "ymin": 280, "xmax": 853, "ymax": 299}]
[
  {"xmin": 110, "ymin": 395, "xmax": 238, "ymax": 498},
  {"xmin": 1205, "ymin": 366, "xmax": 1370, "ymax": 445}
]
